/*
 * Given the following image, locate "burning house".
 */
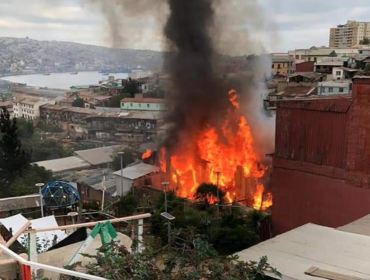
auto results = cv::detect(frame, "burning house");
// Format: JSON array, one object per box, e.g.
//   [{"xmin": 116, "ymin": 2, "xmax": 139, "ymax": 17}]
[
  {"xmin": 89, "ymin": 0, "xmax": 276, "ymax": 210},
  {"xmin": 273, "ymin": 76, "xmax": 370, "ymax": 235}
]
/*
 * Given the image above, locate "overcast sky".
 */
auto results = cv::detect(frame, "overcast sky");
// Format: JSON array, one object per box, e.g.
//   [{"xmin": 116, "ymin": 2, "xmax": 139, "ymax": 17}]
[{"xmin": 0, "ymin": 0, "xmax": 369, "ymax": 53}]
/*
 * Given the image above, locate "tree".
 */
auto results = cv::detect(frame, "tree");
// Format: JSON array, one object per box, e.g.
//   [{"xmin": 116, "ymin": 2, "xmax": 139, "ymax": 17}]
[
  {"xmin": 0, "ymin": 108, "xmax": 30, "ymax": 197},
  {"xmin": 360, "ymin": 37, "xmax": 370, "ymax": 45},
  {"xmin": 112, "ymin": 147, "xmax": 140, "ymax": 171},
  {"xmin": 72, "ymin": 97, "xmax": 84, "ymax": 108},
  {"xmin": 60, "ymin": 228, "xmax": 281, "ymax": 280},
  {"xmin": 17, "ymin": 119, "xmax": 35, "ymax": 138},
  {"xmin": 194, "ymin": 183, "xmax": 225, "ymax": 206},
  {"xmin": 10, "ymin": 165, "xmax": 53, "ymax": 197},
  {"xmin": 124, "ymin": 78, "xmax": 140, "ymax": 96}
]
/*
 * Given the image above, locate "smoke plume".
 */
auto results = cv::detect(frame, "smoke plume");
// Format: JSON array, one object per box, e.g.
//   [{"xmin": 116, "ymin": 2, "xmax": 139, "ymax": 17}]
[{"xmin": 89, "ymin": 0, "xmax": 276, "ymax": 159}]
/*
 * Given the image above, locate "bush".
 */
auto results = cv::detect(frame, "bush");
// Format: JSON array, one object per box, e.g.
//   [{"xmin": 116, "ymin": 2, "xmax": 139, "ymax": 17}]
[
  {"xmin": 35, "ymin": 122, "xmax": 64, "ymax": 133},
  {"xmin": 211, "ymin": 225, "xmax": 259, "ymax": 255}
]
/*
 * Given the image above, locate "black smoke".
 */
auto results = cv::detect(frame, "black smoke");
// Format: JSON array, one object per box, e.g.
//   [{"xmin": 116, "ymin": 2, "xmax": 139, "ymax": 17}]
[{"xmin": 163, "ymin": 0, "xmax": 230, "ymax": 151}]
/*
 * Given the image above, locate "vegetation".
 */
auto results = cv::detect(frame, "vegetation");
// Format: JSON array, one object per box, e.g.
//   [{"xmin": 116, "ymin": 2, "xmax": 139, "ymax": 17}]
[
  {"xmin": 0, "ymin": 109, "xmax": 30, "ymax": 197},
  {"xmin": 360, "ymin": 37, "xmax": 370, "ymax": 45},
  {"xmin": 107, "ymin": 78, "xmax": 141, "ymax": 107},
  {"xmin": 35, "ymin": 121, "xmax": 64, "ymax": 133},
  {"xmin": 118, "ymin": 187, "xmax": 266, "ymax": 255},
  {"xmin": 0, "ymin": 109, "xmax": 55, "ymax": 197},
  {"xmin": 60, "ymin": 228, "xmax": 281, "ymax": 280},
  {"xmin": 72, "ymin": 97, "xmax": 84, "ymax": 108},
  {"xmin": 17, "ymin": 119, "xmax": 73, "ymax": 162},
  {"xmin": 111, "ymin": 147, "xmax": 140, "ymax": 171},
  {"xmin": 124, "ymin": 78, "xmax": 140, "ymax": 96},
  {"xmin": 10, "ymin": 165, "xmax": 53, "ymax": 196}
]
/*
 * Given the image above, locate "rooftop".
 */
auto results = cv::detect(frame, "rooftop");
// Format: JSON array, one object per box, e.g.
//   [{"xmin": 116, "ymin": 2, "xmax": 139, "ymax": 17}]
[
  {"xmin": 277, "ymin": 96, "xmax": 352, "ymax": 113},
  {"xmin": 86, "ymin": 111, "xmax": 164, "ymax": 120},
  {"xmin": 338, "ymin": 214, "xmax": 370, "ymax": 237},
  {"xmin": 315, "ymin": 61, "xmax": 344, "ymax": 66},
  {"xmin": 121, "ymin": 97, "xmax": 166, "ymax": 104},
  {"xmin": 34, "ymin": 156, "xmax": 91, "ymax": 173},
  {"xmin": 289, "ymin": 72, "xmax": 323, "ymax": 80},
  {"xmin": 319, "ymin": 81, "xmax": 352, "ymax": 87},
  {"xmin": 236, "ymin": 223, "xmax": 370, "ymax": 280},
  {"xmin": 0, "ymin": 194, "xmax": 40, "ymax": 212},
  {"xmin": 74, "ymin": 145, "xmax": 122, "ymax": 166},
  {"xmin": 113, "ymin": 163, "xmax": 161, "ymax": 180},
  {"xmin": 275, "ymin": 86, "xmax": 317, "ymax": 97}
]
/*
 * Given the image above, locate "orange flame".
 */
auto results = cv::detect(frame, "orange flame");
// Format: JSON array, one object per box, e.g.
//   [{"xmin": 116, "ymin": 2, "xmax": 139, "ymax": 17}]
[
  {"xmin": 253, "ymin": 184, "xmax": 273, "ymax": 211},
  {"xmin": 162, "ymin": 89, "xmax": 272, "ymax": 209},
  {"xmin": 141, "ymin": 149, "xmax": 153, "ymax": 159}
]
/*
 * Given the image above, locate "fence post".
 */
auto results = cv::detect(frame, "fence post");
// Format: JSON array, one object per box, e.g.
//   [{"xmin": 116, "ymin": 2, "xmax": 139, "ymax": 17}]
[
  {"xmin": 138, "ymin": 219, "xmax": 143, "ymax": 253},
  {"xmin": 28, "ymin": 229, "xmax": 38, "ymax": 277}
]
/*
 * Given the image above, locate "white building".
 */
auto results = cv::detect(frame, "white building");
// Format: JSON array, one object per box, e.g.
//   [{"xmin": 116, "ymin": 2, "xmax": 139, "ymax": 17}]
[
  {"xmin": 114, "ymin": 163, "xmax": 161, "ymax": 196},
  {"xmin": 318, "ymin": 81, "xmax": 351, "ymax": 95},
  {"xmin": 13, "ymin": 97, "xmax": 55, "ymax": 120}
]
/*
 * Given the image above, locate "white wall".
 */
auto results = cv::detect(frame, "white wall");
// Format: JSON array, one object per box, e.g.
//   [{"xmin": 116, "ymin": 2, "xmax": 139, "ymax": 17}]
[
  {"xmin": 115, "ymin": 176, "xmax": 133, "ymax": 196},
  {"xmin": 332, "ymin": 67, "xmax": 344, "ymax": 81}
]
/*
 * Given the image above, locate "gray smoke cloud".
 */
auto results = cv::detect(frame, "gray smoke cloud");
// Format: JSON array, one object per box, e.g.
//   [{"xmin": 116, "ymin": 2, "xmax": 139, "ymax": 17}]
[
  {"xmin": 82, "ymin": 0, "xmax": 168, "ymax": 49},
  {"xmin": 87, "ymin": 0, "xmax": 276, "ymax": 159}
]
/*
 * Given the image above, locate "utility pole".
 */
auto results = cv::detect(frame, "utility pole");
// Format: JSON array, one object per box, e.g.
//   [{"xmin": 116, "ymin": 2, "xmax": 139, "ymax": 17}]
[
  {"xmin": 215, "ymin": 171, "xmax": 220, "ymax": 216},
  {"xmin": 36, "ymin": 183, "xmax": 45, "ymax": 217},
  {"xmin": 118, "ymin": 152, "xmax": 124, "ymax": 195},
  {"xmin": 162, "ymin": 181, "xmax": 171, "ymax": 244}
]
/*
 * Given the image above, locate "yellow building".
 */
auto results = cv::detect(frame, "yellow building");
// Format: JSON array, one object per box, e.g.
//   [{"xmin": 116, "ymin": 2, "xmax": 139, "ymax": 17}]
[
  {"xmin": 271, "ymin": 56, "xmax": 293, "ymax": 76},
  {"xmin": 330, "ymin": 20, "xmax": 370, "ymax": 48}
]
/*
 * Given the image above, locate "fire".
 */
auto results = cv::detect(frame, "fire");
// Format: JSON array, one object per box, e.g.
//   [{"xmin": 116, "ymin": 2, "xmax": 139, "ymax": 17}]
[
  {"xmin": 142, "ymin": 149, "xmax": 152, "ymax": 159},
  {"xmin": 253, "ymin": 184, "xmax": 273, "ymax": 211},
  {"xmin": 162, "ymin": 89, "xmax": 272, "ymax": 209}
]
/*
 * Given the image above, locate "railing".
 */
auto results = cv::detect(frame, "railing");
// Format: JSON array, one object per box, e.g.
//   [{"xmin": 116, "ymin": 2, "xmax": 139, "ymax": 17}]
[
  {"xmin": 0, "ymin": 244, "xmax": 107, "ymax": 280},
  {"xmin": 0, "ymin": 213, "xmax": 151, "ymax": 280}
]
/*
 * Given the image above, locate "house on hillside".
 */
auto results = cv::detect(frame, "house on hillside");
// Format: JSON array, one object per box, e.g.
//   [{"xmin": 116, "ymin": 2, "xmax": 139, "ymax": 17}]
[{"xmin": 114, "ymin": 163, "xmax": 162, "ymax": 196}]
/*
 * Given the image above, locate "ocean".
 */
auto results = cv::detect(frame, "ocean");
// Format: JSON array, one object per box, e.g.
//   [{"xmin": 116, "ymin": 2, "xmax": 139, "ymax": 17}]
[{"xmin": 0, "ymin": 72, "xmax": 133, "ymax": 90}]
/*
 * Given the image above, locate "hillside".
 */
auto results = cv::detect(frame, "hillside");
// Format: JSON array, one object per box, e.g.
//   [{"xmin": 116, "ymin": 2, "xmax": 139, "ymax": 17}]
[{"xmin": 0, "ymin": 37, "xmax": 163, "ymax": 74}]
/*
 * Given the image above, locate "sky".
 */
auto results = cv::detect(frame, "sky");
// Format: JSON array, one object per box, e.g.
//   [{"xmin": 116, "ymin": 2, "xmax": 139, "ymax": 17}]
[{"xmin": 0, "ymin": 0, "xmax": 370, "ymax": 53}]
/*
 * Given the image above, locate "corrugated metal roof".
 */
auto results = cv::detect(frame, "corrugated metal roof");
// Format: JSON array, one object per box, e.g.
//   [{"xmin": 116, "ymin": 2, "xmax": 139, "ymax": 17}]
[
  {"xmin": 34, "ymin": 156, "xmax": 91, "ymax": 173},
  {"xmin": 277, "ymin": 98, "xmax": 352, "ymax": 113},
  {"xmin": 276, "ymin": 86, "xmax": 317, "ymax": 97},
  {"xmin": 113, "ymin": 163, "xmax": 160, "ymax": 180},
  {"xmin": 75, "ymin": 145, "xmax": 121, "ymax": 166},
  {"xmin": 236, "ymin": 224, "xmax": 370, "ymax": 280},
  {"xmin": 0, "ymin": 194, "xmax": 40, "ymax": 212}
]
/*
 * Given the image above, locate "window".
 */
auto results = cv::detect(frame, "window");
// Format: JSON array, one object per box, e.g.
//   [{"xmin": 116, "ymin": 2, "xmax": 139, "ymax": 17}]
[
  {"xmin": 339, "ymin": 88, "xmax": 344, "ymax": 93},
  {"xmin": 147, "ymin": 104, "xmax": 150, "ymax": 108},
  {"xmin": 272, "ymin": 64, "xmax": 275, "ymax": 69},
  {"xmin": 295, "ymin": 55, "xmax": 299, "ymax": 59},
  {"xmin": 314, "ymin": 57, "xmax": 317, "ymax": 63},
  {"xmin": 278, "ymin": 64, "xmax": 281, "ymax": 69},
  {"xmin": 336, "ymin": 71, "xmax": 341, "ymax": 76},
  {"xmin": 329, "ymin": 87, "xmax": 333, "ymax": 92},
  {"xmin": 130, "ymin": 103, "xmax": 133, "ymax": 107}
]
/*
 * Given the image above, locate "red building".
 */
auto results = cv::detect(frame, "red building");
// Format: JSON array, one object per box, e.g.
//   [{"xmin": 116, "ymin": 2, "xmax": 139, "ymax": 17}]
[
  {"xmin": 272, "ymin": 76, "xmax": 370, "ymax": 235},
  {"xmin": 296, "ymin": 61, "xmax": 315, "ymax": 72}
]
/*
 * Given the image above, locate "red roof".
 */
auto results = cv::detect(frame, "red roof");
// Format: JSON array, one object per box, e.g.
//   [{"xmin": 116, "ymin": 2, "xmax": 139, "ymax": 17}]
[{"xmin": 278, "ymin": 97, "xmax": 352, "ymax": 113}]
